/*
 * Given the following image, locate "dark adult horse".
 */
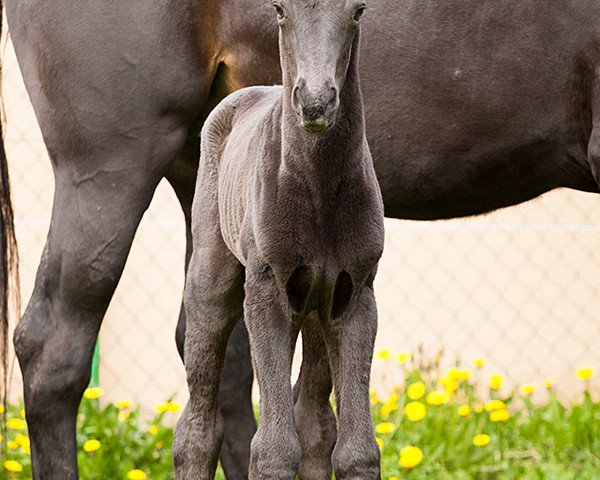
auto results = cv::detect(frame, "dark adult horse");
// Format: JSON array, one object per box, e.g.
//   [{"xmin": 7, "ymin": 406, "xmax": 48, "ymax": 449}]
[{"xmin": 2, "ymin": 0, "xmax": 600, "ymax": 478}]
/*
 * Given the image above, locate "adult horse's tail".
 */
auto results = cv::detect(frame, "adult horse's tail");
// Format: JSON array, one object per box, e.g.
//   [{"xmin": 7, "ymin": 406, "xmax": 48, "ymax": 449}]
[{"xmin": 0, "ymin": 0, "xmax": 20, "ymax": 413}]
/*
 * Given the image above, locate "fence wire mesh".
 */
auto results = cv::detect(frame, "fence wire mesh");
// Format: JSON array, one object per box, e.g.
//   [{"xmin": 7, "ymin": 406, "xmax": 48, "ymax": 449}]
[{"xmin": 3, "ymin": 35, "xmax": 600, "ymax": 411}]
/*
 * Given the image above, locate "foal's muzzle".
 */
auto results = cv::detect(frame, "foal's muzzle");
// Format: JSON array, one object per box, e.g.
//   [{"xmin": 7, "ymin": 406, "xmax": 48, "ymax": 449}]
[{"xmin": 292, "ymin": 77, "xmax": 339, "ymax": 133}]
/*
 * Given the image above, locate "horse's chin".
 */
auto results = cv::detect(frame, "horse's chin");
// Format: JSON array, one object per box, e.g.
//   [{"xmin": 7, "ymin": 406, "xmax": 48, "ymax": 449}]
[{"xmin": 301, "ymin": 118, "xmax": 331, "ymax": 134}]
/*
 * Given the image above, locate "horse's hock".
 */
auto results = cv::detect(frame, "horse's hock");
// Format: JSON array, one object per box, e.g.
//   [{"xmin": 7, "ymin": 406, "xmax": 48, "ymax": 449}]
[{"xmin": 4, "ymin": 31, "xmax": 600, "ymax": 410}]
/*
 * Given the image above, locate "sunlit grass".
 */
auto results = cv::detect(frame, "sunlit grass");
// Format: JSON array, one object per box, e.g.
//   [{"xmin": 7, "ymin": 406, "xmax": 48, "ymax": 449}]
[{"xmin": 2, "ymin": 353, "xmax": 599, "ymax": 479}]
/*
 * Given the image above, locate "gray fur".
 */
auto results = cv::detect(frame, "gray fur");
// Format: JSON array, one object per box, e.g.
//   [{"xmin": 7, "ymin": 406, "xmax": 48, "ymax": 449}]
[{"xmin": 174, "ymin": 2, "xmax": 384, "ymax": 478}]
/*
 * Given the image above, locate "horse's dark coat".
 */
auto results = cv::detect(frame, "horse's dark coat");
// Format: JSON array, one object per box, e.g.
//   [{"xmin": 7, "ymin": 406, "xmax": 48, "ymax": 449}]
[{"xmin": 1, "ymin": 0, "xmax": 600, "ymax": 478}]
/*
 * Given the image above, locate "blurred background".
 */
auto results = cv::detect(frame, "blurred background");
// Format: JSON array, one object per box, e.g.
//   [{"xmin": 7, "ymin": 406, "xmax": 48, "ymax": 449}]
[{"xmin": 4, "ymin": 31, "xmax": 600, "ymax": 412}]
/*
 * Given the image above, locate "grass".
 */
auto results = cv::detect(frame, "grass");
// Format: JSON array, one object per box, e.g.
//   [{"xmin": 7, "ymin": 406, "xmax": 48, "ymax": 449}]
[{"xmin": 1, "ymin": 353, "xmax": 599, "ymax": 479}]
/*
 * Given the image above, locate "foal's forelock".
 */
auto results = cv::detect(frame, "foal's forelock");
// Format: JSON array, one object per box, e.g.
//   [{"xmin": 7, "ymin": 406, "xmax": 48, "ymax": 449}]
[{"xmin": 275, "ymin": 0, "xmax": 366, "ymax": 133}]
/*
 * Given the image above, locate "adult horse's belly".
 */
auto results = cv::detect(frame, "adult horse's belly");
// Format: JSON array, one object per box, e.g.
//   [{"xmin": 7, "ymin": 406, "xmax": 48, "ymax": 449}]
[{"xmin": 359, "ymin": 0, "xmax": 600, "ymax": 219}]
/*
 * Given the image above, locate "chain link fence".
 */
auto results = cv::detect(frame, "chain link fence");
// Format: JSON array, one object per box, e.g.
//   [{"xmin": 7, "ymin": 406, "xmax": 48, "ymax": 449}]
[{"xmin": 4, "ymin": 34, "xmax": 600, "ymax": 411}]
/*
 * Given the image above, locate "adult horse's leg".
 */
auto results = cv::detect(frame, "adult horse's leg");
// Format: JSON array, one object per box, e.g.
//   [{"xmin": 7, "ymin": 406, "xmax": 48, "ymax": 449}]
[
  {"xmin": 5, "ymin": 1, "xmax": 246, "ymax": 477},
  {"xmin": 321, "ymin": 285, "xmax": 380, "ymax": 480},
  {"xmin": 293, "ymin": 313, "xmax": 337, "ymax": 480},
  {"xmin": 167, "ymin": 146, "xmax": 256, "ymax": 479},
  {"xmin": 14, "ymin": 136, "xmax": 187, "ymax": 477}
]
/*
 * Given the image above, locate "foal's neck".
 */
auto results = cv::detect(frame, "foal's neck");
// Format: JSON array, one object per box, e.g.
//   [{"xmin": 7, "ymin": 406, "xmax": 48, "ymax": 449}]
[{"xmin": 280, "ymin": 34, "xmax": 366, "ymax": 179}]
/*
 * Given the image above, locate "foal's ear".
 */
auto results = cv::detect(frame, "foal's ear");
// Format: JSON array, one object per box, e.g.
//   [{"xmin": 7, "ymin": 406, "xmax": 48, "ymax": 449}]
[{"xmin": 286, "ymin": 265, "xmax": 313, "ymax": 314}]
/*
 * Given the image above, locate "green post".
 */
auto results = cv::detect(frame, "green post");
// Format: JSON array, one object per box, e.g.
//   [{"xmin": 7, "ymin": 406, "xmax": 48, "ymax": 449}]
[{"xmin": 90, "ymin": 341, "xmax": 100, "ymax": 387}]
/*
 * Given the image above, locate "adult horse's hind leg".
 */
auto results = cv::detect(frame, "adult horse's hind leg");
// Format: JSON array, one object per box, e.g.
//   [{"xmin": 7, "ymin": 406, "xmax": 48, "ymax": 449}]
[
  {"xmin": 14, "ymin": 140, "xmax": 183, "ymax": 477},
  {"xmin": 294, "ymin": 312, "xmax": 337, "ymax": 480}
]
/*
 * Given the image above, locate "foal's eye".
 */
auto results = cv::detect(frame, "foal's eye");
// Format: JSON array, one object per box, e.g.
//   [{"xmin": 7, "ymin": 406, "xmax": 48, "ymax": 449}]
[
  {"xmin": 273, "ymin": 2, "xmax": 284, "ymax": 19},
  {"xmin": 353, "ymin": 6, "xmax": 366, "ymax": 21}
]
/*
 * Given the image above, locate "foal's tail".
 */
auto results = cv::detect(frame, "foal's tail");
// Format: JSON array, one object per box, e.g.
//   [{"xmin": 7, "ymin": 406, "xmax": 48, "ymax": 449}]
[{"xmin": 0, "ymin": 0, "xmax": 20, "ymax": 416}]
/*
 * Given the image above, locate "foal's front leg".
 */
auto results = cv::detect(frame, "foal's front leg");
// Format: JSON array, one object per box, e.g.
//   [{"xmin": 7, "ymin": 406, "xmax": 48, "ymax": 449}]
[
  {"xmin": 244, "ymin": 265, "xmax": 302, "ymax": 480},
  {"xmin": 294, "ymin": 312, "xmax": 337, "ymax": 480},
  {"xmin": 322, "ymin": 285, "xmax": 381, "ymax": 480}
]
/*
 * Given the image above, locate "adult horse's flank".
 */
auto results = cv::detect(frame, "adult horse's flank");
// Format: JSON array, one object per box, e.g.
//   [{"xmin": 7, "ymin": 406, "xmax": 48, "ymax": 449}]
[
  {"xmin": 3, "ymin": 0, "xmax": 600, "ymax": 478},
  {"xmin": 174, "ymin": 1, "xmax": 383, "ymax": 478}
]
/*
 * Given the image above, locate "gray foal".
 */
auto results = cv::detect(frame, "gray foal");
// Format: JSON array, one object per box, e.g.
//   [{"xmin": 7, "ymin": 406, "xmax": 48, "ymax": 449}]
[{"xmin": 174, "ymin": 0, "xmax": 384, "ymax": 478}]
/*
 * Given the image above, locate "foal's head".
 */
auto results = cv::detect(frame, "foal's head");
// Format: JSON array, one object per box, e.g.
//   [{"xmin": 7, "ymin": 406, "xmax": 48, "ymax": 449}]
[{"xmin": 272, "ymin": 0, "xmax": 366, "ymax": 133}]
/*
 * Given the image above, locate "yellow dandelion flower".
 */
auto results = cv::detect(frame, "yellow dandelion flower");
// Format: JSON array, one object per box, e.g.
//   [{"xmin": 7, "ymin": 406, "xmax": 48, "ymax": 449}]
[
  {"xmin": 394, "ymin": 352, "xmax": 412, "ymax": 364},
  {"xmin": 375, "ymin": 422, "xmax": 395, "ymax": 435},
  {"xmin": 15, "ymin": 434, "xmax": 30, "ymax": 450},
  {"xmin": 489, "ymin": 409, "xmax": 510, "ymax": 422},
  {"xmin": 83, "ymin": 387, "xmax": 104, "ymax": 400},
  {"xmin": 388, "ymin": 477, "xmax": 400, "ymax": 480},
  {"xmin": 376, "ymin": 348, "xmax": 391, "ymax": 361},
  {"xmin": 127, "ymin": 469, "xmax": 148, "ymax": 480},
  {"xmin": 6, "ymin": 418, "xmax": 27, "ymax": 430},
  {"xmin": 406, "ymin": 382, "xmax": 425, "ymax": 400},
  {"xmin": 484, "ymin": 399, "xmax": 507, "ymax": 412},
  {"xmin": 489, "ymin": 373, "xmax": 504, "ymax": 390},
  {"xmin": 148, "ymin": 424, "xmax": 159, "ymax": 436},
  {"xmin": 155, "ymin": 401, "xmax": 181, "ymax": 413},
  {"xmin": 426, "ymin": 390, "xmax": 450, "ymax": 406},
  {"xmin": 472, "ymin": 434, "xmax": 491, "ymax": 447},
  {"xmin": 520, "ymin": 384, "xmax": 536, "ymax": 396},
  {"xmin": 0, "ymin": 404, "xmax": 4, "ymax": 414},
  {"xmin": 576, "ymin": 367, "xmax": 595, "ymax": 381},
  {"xmin": 544, "ymin": 379, "xmax": 553, "ymax": 388},
  {"xmin": 457, "ymin": 405, "xmax": 471, "ymax": 417},
  {"xmin": 398, "ymin": 445, "xmax": 424, "ymax": 469},
  {"xmin": 474, "ymin": 403, "xmax": 484, "ymax": 413},
  {"xmin": 438, "ymin": 374, "xmax": 459, "ymax": 394},
  {"xmin": 115, "ymin": 400, "xmax": 133, "ymax": 409},
  {"xmin": 375, "ymin": 437, "xmax": 384, "ymax": 450},
  {"xmin": 380, "ymin": 402, "xmax": 398, "ymax": 418},
  {"xmin": 83, "ymin": 439, "xmax": 101, "ymax": 452},
  {"xmin": 7, "ymin": 440, "xmax": 19, "ymax": 449},
  {"xmin": 3, "ymin": 460, "xmax": 23, "ymax": 473},
  {"xmin": 474, "ymin": 357, "xmax": 485, "ymax": 368},
  {"xmin": 19, "ymin": 409, "xmax": 26, "ymax": 419},
  {"xmin": 404, "ymin": 401, "xmax": 427, "ymax": 422}
]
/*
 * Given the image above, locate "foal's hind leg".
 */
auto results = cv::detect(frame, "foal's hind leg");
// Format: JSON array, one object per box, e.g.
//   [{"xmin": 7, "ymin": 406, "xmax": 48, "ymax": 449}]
[
  {"xmin": 173, "ymin": 162, "xmax": 246, "ymax": 479},
  {"xmin": 294, "ymin": 312, "xmax": 337, "ymax": 480},
  {"xmin": 167, "ymin": 148, "xmax": 255, "ymax": 479},
  {"xmin": 321, "ymin": 285, "xmax": 380, "ymax": 480}
]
